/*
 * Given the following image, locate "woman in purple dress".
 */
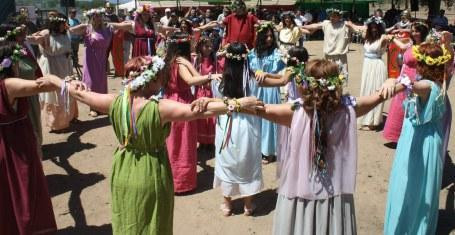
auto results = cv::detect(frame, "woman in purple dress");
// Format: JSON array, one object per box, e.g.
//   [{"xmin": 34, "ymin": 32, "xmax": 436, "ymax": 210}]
[
  {"xmin": 70, "ymin": 8, "xmax": 134, "ymax": 117},
  {"xmin": 0, "ymin": 41, "xmax": 62, "ymax": 235}
]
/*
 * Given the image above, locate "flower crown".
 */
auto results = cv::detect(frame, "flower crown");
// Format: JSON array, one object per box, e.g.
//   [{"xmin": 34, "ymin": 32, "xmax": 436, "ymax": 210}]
[
  {"xmin": 6, "ymin": 25, "xmax": 26, "ymax": 39},
  {"xmin": 426, "ymin": 28, "xmax": 442, "ymax": 44},
  {"xmin": 136, "ymin": 5, "xmax": 152, "ymax": 14},
  {"xmin": 48, "ymin": 16, "xmax": 67, "ymax": 23},
  {"xmin": 166, "ymin": 37, "xmax": 191, "ymax": 44},
  {"xmin": 413, "ymin": 21, "xmax": 428, "ymax": 28},
  {"xmin": 326, "ymin": 8, "xmax": 343, "ymax": 15},
  {"xmin": 257, "ymin": 22, "xmax": 274, "ymax": 34},
  {"xmin": 293, "ymin": 64, "xmax": 345, "ymax": 91},
  {"xmin": 0, "ymin": 44, "xmax": 27, "ymax": 72},
  {"xmin": 364, "ymin": 16, "xmax": 385, "ymax": 28},
  {"xmin": 230, "ymin": 0, "xmax": 246, "ymax": 10},
  {"xmin": 122, "ymin": 56, "xmax": 165, "ymax": 91},
  {"xmin": 412, "ymin": 44, "xmax": 452, "ymax": 66},
  {"xmin": 225, "ymin": 52, "xmax": 247, "ymax": 61},
  {"xmin": 84, "ymin": 8, "xmax": 106, "ymax": 17}
]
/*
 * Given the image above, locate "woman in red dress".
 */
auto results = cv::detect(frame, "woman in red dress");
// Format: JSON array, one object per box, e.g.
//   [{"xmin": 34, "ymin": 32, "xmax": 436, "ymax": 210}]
[
  {"xmin": 0, "ymin": 41, "xmax": 62, "ymax": 235},
  {"xmin": 132, "ymin": 5, "xmax": 156, "ymax": 57},
  {"xmin": 163, "ymin": 32, "xmax": 222, "ymax": 193}
]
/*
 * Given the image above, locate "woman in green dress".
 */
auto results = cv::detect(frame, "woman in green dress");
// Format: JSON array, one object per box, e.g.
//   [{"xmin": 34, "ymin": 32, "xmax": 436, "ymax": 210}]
[{"xmin": 49, "ymin": 55, "xmax": 261, "ymax": 235}]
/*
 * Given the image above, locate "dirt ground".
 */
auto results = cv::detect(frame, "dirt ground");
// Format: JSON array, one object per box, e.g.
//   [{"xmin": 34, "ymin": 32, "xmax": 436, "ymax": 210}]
[{"xmin": 41, "ymin": 41, "xmax": 455, "ymax": 235}]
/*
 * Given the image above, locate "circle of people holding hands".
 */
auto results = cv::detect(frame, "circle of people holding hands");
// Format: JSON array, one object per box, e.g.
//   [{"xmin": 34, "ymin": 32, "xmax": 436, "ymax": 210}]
[{"xmin": 1, "ymin": 1, "xmax": 453, "ymax": 234}]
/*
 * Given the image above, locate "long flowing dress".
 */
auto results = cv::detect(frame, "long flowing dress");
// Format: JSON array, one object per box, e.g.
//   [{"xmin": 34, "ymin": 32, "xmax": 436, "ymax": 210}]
[
  {"xmin": 383, "ymin": 46, "xmax": 417, "ymax": 142},
  {"xmin": 18, "ymin": 46, "xmax": 43, "ymax": 155},
  {"xmin": 38, "ymin": 33, "xmax": 78, "ymax": 130},
  {"xmin": 0, "ymin": 80, "xmax": 56, "ymax": 235},
  {"xmin": 132, "ymin": 22, "xmax": 155, "ymax": 57},
  {"xmin": 211, "ymin": 77, "xmax": 263, "ymax": 197},
  {"xmin": 109, "ymin": 96, "xmax": 173, "ymax": 235},
  {"xmin": 273, "ymin": 97, "xmax": 358, "ymax": 235},
  {"xmin": 164, "ymin": 63, "xmax": 198, "ymax": 193},
  {"xmin": 248, "ymin": 48, "xmax": 286, "ymax": 156},
  {"xmin": 82, "ymin": 25, "xmax": 113, "ymax": 94},
  {"xmin": 384, "ymin": 80, "xmax": 445, "ymax": 234},
  {"xmin": 357, "ymin": 39, "xmax": 387, "ymax": 126},
  {"xmin": 194, "ymin": 56, "xmax": 224, "ymax": 145}
]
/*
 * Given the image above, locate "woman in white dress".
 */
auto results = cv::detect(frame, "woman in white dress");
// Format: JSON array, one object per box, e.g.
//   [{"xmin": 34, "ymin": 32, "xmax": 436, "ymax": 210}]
[
  {"xmin": 28, "ymin": 14, "xmax": 78, "ymax": 131},
  {"xmin": 348, "ymin": 17, "xmax": 389, "ymax": 129}
]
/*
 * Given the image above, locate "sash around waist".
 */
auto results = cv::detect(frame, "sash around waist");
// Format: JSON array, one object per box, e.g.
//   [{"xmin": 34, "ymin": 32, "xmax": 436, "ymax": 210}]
[{"xmin": 364, "ymin": 52, "xmax": 382, "ymax": 59}]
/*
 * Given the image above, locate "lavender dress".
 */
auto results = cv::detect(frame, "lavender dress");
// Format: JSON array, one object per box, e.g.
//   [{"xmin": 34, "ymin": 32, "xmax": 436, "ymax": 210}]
[
  {"xmin": 273, "ymin": 97, "xmax": 358, "ymax": 235},
  {"xmin": 82, "ymin": 25, "xmax": 113, "ymax": 94}
]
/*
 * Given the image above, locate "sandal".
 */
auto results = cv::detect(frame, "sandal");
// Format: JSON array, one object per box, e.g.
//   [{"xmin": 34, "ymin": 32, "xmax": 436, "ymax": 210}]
[
  {"xmin": 220, "ymin": 203, "xmax": 232, "ymax": 217},
  {"xmin": 243, "ymin": 204, "xmax": 256, "ymax": 216},
  {"xmin": 262, "ymin": 155, "xmax": 276, "ymax": 165}
]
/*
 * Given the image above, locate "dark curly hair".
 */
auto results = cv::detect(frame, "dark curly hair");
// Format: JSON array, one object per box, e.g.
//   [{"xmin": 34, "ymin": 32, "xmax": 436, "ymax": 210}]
[
  {"xmin": 411, "ymin": 23, "xmax": 429, "ymax": 44},
  {"xmin": 0, "ymin": 41, "xmax": 19, "ymax": 79},
  {"xmin": 365, "ymin": 22, "xmax": 385, "ymax": 44},
  {"xmin": 163, "ymin": 32, "xmax": 192, "ymax": 85},
  {"xmin": 254, "ymin": 25, "xmax": 278, "ymax": 57},
  {"xmin": 220, "ymin": 42, "xmax": 248, "ymax": 98},
  {"xmin": 287, "ymin": 46, "xmax": 309, "ymax": 67}
]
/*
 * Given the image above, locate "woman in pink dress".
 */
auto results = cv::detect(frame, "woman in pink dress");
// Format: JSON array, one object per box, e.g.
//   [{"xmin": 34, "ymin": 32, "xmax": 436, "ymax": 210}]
[
  {"xmin": 163, "ymin": 32, "xmax": 222, "ymax": 193},
  {"xmin": 70, "ymin": 8, "xmax": 134, "ymax": 117},
  {"xmin": 132, "ymin": 5, "xmax": 156, "ymax": 57},
  {"xmin": 193, "ymin": 36, "xmax": 224, "ymax": 150},
  {"xmin": 0, "ymin": 41, "xmax": 63, "ymax": 235},
  {"xmin": 383, "ymin": 23, "xmax": 429, "ymax": 144}
]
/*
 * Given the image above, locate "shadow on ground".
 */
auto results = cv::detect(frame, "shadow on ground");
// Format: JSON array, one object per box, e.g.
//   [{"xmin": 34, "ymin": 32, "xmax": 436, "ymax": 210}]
[
  {"xmin": 57, "ymin": 224, "xmax": 112, "ymax": 235},
  {"xmin": 43, "ymin": 117, "xmax": 110, "ymax": 230},
  {"xmin": 437, "ymin": 153, "xmax": 455, "ymax": 234}
]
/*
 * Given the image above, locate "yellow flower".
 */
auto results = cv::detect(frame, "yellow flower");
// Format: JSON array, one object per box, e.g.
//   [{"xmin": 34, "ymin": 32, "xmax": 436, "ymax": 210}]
[{"xmin": 425, "ymin": 57, "xmax": 436, "ymax": 65}]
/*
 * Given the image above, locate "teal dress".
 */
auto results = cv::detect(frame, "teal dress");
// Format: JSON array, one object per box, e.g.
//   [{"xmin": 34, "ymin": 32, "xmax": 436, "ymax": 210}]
[
  {"xmin": 384, "ymin": 80, "xmax": 445, "ymax": 235},
  {"xmin": 248, "ymin": 48, "xmax": 285, "ymax": 156}
]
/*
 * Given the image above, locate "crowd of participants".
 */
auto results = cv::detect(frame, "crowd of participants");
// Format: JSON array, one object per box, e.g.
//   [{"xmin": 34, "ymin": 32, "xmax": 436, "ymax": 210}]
[{"xmin": 0, "ymin": 0, "xmax": 454, "ymax": 234}]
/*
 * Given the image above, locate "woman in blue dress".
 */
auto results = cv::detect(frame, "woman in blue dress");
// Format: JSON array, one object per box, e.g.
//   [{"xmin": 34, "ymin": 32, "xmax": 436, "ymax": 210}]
[
  {"xmin": 248, "ymin": 22, "xmax": 285, "ymax": 163},
  {"xmin": 381, "ymin": 41, "xmax": 453, "ymax": 234}
]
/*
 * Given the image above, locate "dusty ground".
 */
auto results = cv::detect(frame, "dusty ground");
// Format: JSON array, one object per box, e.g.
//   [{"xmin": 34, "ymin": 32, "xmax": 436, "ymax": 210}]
[{"xmin": 41, "ymin": 41, "xmax": 455, "ymax": 235}]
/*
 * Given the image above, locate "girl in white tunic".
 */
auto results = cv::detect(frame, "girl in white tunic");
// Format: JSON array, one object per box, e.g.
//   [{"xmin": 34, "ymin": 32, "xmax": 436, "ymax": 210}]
[{"xmin": 211, "ymin": 43, "xmax": 262, "ymax": 216}]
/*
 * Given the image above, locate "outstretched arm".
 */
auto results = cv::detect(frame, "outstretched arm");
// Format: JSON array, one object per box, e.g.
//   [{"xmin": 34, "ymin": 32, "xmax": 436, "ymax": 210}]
[
  {"xmin": 68, "ymin": 23, "xmax": 88, "ymax": 36},
  {"xmin": 49, "ymin": 78, "xmax": 116, "ymax": 114},
  {"xmin": 256, "ymin": 69, "xmax": 293, "ymax": 87},
  {"xmin": 301, "ymin": 22, "xmax": 323, "ymax": 34},
  {"xmin": 255, "ymin": 103, "xmax": 294, "ymax": 126},
  {"xmin": 178, "ymin": 62, "xmax": 221, "ymax": 86},
  {"xmin": 108, "ymin": 21, "xmax": 135, "ymax": 33},
  {"xmin": 26, "ymin": 29, "xmax": 49, "ymax": 46},
  {"xmin": 4, "ymin": 75, "xmax": 59, "ymax": 104},
  {"xmin": 355, "ymin": 92, "xmax": 385, "ymax": 117},
  {"xmin": 159, "ymin": 97, "xmax": 262, "ymax": 124}
]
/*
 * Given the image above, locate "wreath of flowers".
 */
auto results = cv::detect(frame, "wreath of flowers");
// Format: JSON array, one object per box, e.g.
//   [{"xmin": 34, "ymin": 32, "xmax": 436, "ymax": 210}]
[
  {"xmin": 426, "ymin": 28, "xmax": 442, "ymax": 44},
  {"xmin": 326, "ymin": 8, "xmax": 343, "ymax": 15},
  {"xmin": 413, "ymin": 21, "xmax": 428, "ymax": 29},
  {"xmin": 6, "ymin": 25, "xmax": 26, "ymax": 39},
  {"xmin": 412, "ymin": 45, "xmax": 452, "ymax": 66},
  {"xmin": 225, "ymin": 52, "xmax": 247, "ymax": 61},
  {"xmin": 0, "ymin": 44, "xmax": 27, "ymax": 72},
  {"xmin": 122, "ymin": 56, "xmax": 166, "ymax": 91},
  {"xmin": 84, "ymin": 8, "xmax": 106, "ymax": 18},
  {"xmin": 257, "ymin": 22, "xmax": 274, "ymax": 34},
  {"xmin": 166, "ymin": 37, "xmax": 191, "ymax": 44},
  {"xmin": 48, "ymin": 16, "xmax": 67, "ymax": 23},
  {"xmin": 293, "ymin": 63, "xmax": 345, "ymax": 91},
  {"xmin": 364, "ymin": 16, "xmax": 385, "ymax": 28}
]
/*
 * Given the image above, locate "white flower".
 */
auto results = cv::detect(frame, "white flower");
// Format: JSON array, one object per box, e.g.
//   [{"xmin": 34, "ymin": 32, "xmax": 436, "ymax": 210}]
[
  {"xmin": 318, "ymin": 79, "xmax": 327, "ymax": 85},
  {"xmin": 327, "ymin": 85, "xmax": 336, "ymax": 91}
]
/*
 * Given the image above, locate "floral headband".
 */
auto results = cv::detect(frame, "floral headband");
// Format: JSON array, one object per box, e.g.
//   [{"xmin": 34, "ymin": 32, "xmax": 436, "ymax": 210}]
[
  {"xmin": 413, "ymin": 21, "xmax": 428, "ymax": 28},
  {"xmin": 230, "ymin": 0, "xmax": 246, "ymax": 10},
  {"xmin": 225, "ymin": 52, "xmax": 247, "ymax": 61},
  {"xmin": 426, "ymin": 28, "xmax": 442, "ymax": 44},
  {"xmin": 412, "ymin": 44, "xmax": 452, "ymax": 66},
  {"xmin": 122, "ymin": 56, "xmax": 165, "ymax": 91},
  {"xmin": 293, "ymin": 63, "xmax": 345, "ymax": 91},
  {"xmin": 364, "ymin": 16, "xmax": 385, "ymax": 28},
  {"xmin": 84, "ymin": 8, "xmax": 106, "ymax": 17},
  {"xmin": 6, "ymin": 25, "xmax": 26, "ymax": 39},
  {"xmin": 257, "ymin": 22, "xmax": 274, "ymax": 34},
  {"xmin": 48, "ymin": 16, "xmax": 67, "ymax": 23},
  {"xmin": 326, "ymin": 8, "xmax": 343, "ymax": 15},
  {"xmin": 166, "ymin": 37, "xmax": 191, "ymax": 44},
  {"xmin": 0, "ymin": 44, "xmax": 27, "ymax": 72},
  {"xmin": 136, "ymin": 5, "xmax": 152, "ymax": 14}
]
